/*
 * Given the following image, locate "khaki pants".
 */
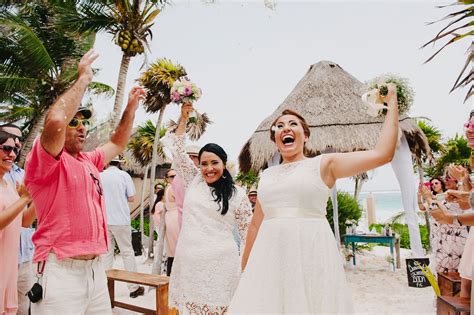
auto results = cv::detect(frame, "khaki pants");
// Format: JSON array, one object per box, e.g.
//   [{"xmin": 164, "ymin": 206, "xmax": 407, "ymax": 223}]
[
  {"xmin": 17, "ymin": 261, "xmax": 34, "ymax": 315},
  {"xmin": 101, "ymin": 225, "xmax": 139, "ymax": 292},
  {"xmin": 30, "ymin": 254, "xmax": 111, "ymax": 315}
]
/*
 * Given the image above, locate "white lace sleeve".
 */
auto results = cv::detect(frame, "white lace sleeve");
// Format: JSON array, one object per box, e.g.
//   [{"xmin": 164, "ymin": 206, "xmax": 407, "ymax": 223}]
[
  {"xmin": 164, "ymin": 132, "xmax": 199, "ymax": 189},
  {"xmin": 234, "ymin": 192, "xmax": 253, "ymax": 248}
]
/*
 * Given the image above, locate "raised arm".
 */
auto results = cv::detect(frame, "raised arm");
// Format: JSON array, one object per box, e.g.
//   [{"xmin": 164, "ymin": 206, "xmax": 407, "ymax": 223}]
[
  {"xmin": 41, "ymin": 50, "xmax": 98, "ymax": 157},
  {"xmin": 163, "ymin": 104, "xmax": 199, "ymax": 188},
  {"xmin": 241, "ymin": 199, "xmax": 264, "ymax": 271},
  {"xmin": 100, "ymin": 87, "xmax": 146, "ymax": 165},
  {"xmin": 0, "ymin": 184, "xmax": 32, "ymax": 230},
  {"xmin": 320, "ymin": 83, "xmax": 399, "ymax": 188}
]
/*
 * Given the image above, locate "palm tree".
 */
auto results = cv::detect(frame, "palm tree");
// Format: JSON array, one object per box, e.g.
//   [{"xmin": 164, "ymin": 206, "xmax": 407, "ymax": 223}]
[
  {"xmin": 422, "ymin": 1, "xmax": 473, "ymax": 102},
  {"xmin": 235, "ymin": 170, "xmax": 259, "ymax": 191},
  {"xmin": 138, "ymin": 58, "xmax": 186, "ymax": 263},
  {"xmin": 58, "ymin": 0, "xmax": 167, "ymax": 130},
  {"xmin": 128, "ymin": 120, "xmax": 166, "ymax": 250},
  {"xmin": 418, "ymin": 120, "xmax": 445, "ymax": 158},
  {"xmin": 0, "ymin": 1, "xmax": 114, "ymax": 165},
  {"xmin": 427, "ymin": 134, "xmax": 471, "ymax": 177}
]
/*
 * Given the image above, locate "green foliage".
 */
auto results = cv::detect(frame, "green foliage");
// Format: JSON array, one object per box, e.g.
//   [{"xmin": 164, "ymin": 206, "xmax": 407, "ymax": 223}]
[
  {"xmin": 131, "ymin": 217, "xmax": 157, "ymax": 240},
  {"xmin": 326, "ymin": 191, "xmax": 363, "ymax": 238},
  {"xmin": 370, "ymin": 223, "xmax": 430, "ymax": 250},
  {"xmin": 418, "ymin": 120, "xmax": 444, "ymax": 156},
  {"xmin": 425, "ymin": 133, "xmax": 471, "ymax": 177},
  {"xmin": 127, "ymin": 120, "xmax": 167, "ymax": 167},
  {"xmin": 0, "ymin": 0, "xmax": 112, "ymax": 149},
  {"xmin": 235, "ymin": 170, "xmax": 259, "ymax": 191}
]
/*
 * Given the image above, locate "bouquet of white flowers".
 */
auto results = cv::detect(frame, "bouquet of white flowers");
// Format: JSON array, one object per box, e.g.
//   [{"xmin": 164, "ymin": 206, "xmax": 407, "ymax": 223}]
[{"xmin": 362, "ymin": 74, "xmax": 414, "ymax": 117}]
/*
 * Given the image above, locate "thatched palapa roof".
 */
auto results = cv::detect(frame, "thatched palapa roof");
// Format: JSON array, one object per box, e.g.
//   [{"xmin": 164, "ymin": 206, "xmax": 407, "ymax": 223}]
[{"xmin": 238, "ymin": 61, "xmax": 430, "ymax": 174}]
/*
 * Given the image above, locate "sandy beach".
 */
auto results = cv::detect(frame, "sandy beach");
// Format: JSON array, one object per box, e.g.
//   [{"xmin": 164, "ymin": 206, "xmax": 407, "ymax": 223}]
[{"xmin": 110, "ymin": 246, "xmax": 436, "ymax": 314}]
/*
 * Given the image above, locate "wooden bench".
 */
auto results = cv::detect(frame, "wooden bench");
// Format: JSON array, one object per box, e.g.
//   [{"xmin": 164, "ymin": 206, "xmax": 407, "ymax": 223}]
[
  {"xmin": 106, "ymin": 269, "xmax": 176, "ymax": 315},
  {"xmin": 438, "ymin": 272, "xmax": 462, "ymax": 296},
  {"xmin": 437, "ymin": 296, "xmax": 470, "ymax": 315}
]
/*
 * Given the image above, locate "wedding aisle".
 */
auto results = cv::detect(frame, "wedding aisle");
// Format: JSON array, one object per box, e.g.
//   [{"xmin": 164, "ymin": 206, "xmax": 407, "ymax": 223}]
[{"xmin": 111, "ymin": 246, "xmax": 436, "ymax": 314}]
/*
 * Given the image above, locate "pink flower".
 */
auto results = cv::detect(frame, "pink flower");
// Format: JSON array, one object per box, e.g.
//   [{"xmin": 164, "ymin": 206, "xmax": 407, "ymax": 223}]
[
  {"xmin": 183, "ymin": 87, "xmax": 193, "ymax": 96},
  {"xmin": 171, "ymin": 91, "xmax": 181, "ymax": 102}
]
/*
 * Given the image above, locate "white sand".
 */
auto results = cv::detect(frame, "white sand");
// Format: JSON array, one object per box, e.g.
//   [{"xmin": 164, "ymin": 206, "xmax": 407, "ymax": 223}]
[{"xmin": 111, "ymin": 246, "xmax": 436, "ymax": 314}]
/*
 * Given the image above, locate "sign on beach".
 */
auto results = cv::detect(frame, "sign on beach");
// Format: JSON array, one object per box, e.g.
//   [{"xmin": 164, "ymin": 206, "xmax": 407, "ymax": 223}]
[{"xmin": 406, "ymin": 258, "xmax": 431, "ymax": 288}]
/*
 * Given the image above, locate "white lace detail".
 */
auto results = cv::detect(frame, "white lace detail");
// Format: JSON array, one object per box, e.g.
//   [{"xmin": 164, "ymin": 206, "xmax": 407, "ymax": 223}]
[
  {"xmin": 234, "ymin": 194, "xmax": 252, "ymax": 247},
  {"xmin": 166, "ymin": 132, "xmax": 199, "ymax": 189},
  {"xmin": 165, "ymin": 133, "xmax": 252, "ymax": 313}
]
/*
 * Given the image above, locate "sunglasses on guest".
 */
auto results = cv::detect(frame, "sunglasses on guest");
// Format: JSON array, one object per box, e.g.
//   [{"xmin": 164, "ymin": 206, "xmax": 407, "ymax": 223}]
[
  {"xmin": 68, "ymin": 118, "xmax": 91, "ymax": 129},
  {"xmin": 0, "ymin": 145, "xmax": 19, "ymax": 156}
]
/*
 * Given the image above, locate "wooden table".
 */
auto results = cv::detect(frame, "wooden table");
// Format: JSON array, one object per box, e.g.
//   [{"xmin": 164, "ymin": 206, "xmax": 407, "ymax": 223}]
[
  {"xmin": 437, "ymin": 296, "xmax": 470, "ymax": 315},
  {"xmin": 106, "ymin": 269, "xmax": 176, "ymax": 315},
  {"xmin": 343, "ymin": 234, "xmax": 400, "ymax": 270}
]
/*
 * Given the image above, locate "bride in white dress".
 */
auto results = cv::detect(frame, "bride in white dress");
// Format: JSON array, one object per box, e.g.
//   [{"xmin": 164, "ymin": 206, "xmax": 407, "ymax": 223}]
[
  {"xmin": 229, "ymin": 84, "xmax": 399, "ymax": 314},
  {"xmin": 164, "ymin": 104, "xmax": 253, "ymax": 314}
]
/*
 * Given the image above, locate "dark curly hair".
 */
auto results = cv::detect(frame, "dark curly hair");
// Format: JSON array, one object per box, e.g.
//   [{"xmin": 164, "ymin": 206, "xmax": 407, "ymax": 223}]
[{"xmin": 199, "ymin": 143, "xmax": 236, "ymax": 215}]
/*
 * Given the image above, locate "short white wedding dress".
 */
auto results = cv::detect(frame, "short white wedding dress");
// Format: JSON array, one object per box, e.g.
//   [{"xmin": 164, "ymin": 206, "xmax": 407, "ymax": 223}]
[{"xmin": 229, "ymin": 156, "xmax": 354, "ymax": 314}]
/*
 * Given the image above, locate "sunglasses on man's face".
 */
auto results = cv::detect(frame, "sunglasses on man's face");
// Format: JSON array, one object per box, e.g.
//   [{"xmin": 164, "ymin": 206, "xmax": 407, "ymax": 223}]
[
  {"xmin": 0, "ymin": 145, "xmax": 19, "ymax": 156},
  {"xmin": 167, "ymin": 175, "xmax": 176, "ymax": 179},
  {"xmin": 68, "ymin": 118, "xmax": 91, "ymax": 129}
]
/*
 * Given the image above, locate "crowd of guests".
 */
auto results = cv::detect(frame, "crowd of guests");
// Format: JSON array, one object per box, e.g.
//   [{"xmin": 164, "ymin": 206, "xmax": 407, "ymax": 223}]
[{"xmin": 0, "ymin": 49, "xmax": 472, "ymax": 314}]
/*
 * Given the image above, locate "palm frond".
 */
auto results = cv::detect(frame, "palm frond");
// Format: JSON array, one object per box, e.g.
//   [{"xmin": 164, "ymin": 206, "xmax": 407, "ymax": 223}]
[
  {"xmin": 55, "ymin": 1, "xmax": 117, "ymax": 34},
  {"xmin": 423, "ymin": 2, "xmax": 474, "ymax": 101},
  {"xmin": 0, "ymin": 75, "xmax": 37, "ymax": 95},
  {"xmin": 417, "ymin": 120, "xmax": 445, "ymax": 155},
  {"xmin": 1, "ymin": 12, "xmax": 57, "ymax": 76},
  {"xmin": 138, "ymin": 58, "xmax": 187, "ymax": 113},
  {"xmin": 0, "ymin": 103, "xmax": 35, "ymax": 122},
  {"xmin": 88, "ymin": 81, "xmax": 115, "ymax": 98},
  {"xmin": 127, "ymin": 120, "xmax": 166, "ymax": 166},
  {"xmin": 166, "ymin": 111, "xmax": 212, "ymax": 141}
]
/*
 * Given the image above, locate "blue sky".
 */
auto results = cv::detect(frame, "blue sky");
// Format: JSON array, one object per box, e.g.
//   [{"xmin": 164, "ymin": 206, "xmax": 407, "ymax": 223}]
[{"xmin": 90, "ymin": 0, "xmax": 473, "ymax": 192}]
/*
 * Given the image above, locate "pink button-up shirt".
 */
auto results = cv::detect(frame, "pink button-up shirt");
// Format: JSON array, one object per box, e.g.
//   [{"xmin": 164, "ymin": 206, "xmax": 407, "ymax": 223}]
[{"xmin": 24, "ymin": 139, "xmax": 108, "ymax": 262}]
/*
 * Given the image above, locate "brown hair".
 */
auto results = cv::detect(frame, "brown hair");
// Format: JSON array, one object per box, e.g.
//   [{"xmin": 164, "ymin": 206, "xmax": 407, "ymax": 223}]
[{"xmin": 269, "ymin": 109, "xmax": 311, "ymax": 142}]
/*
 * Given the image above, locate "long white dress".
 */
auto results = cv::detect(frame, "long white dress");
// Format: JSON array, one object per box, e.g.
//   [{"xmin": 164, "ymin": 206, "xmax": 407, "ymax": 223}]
[
  {"xmin": 229, "ymin": 156, "xmax": 354, "ymax": 314},
  {"xmin": 165, "ymin": 133, "xmax": 253, "ymax": 314}
]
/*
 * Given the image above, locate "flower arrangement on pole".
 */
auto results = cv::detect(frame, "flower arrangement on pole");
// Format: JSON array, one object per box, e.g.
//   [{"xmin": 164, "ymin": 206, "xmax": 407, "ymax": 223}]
[{"xmin": 362, "ymin": 74, "xmax": 414, "ymax": 117}]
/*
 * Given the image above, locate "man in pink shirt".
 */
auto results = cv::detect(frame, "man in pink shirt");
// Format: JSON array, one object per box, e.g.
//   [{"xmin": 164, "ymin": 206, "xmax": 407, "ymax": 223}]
[{"xmin": 24, "ymin": 49, "xmax": 146, "ymax": 315}]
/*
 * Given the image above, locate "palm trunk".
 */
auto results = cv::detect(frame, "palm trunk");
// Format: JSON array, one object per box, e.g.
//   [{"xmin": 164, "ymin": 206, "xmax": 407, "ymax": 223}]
[
  {"xmin": 110, "ymin": 54, "xmax": 131, "ymax": 131},
  {"xmin": 140, "ymin": 165, "xmax": 150, "ymax": 248},
  {"xmin": 354, "ymin": 177, "xmax": 364, "ymax": 200},
  {"xmin": 19, "ymin": 110, "xmax": 47, "ymax": 167},
  {"xmin": 148, "ymin": 105, "xmax": 168, "ymax": 261},
  {"xmin": 417, "ymin": 165, "xmax": 431, "ymax": 252}
]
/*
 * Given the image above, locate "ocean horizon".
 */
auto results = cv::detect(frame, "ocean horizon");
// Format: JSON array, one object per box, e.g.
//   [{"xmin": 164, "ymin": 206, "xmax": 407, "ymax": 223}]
[{"xmin": 345, "ymin": 190, "xmax": 406, "ymax": 224}]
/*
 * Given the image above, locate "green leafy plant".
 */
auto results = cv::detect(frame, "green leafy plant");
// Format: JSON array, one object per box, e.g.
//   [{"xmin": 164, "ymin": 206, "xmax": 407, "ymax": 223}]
[{"xmin": 326, "ymin": 191, "xmax": 363, "ymax": 238}]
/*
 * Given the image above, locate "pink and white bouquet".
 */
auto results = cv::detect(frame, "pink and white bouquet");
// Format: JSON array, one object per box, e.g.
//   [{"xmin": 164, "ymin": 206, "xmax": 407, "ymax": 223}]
[{"xmin": 170, "ymin": 78, "xmax": 202, "ymax": 105}]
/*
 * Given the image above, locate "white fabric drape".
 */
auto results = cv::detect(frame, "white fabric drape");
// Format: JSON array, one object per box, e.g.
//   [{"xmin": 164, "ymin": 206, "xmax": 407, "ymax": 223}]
[{"xmin": 390, "ymin": 134, "xmax": 424, "ymax": 257}]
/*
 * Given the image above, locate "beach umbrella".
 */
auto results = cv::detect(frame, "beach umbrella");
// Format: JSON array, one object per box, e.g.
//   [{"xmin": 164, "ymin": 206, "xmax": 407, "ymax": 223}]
[{"xmin": 238, "ymin": 61, "xmax": 430, "ymax": 256}]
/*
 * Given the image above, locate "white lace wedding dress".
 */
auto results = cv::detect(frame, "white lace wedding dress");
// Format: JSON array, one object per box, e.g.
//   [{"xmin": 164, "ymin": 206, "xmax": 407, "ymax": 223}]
[
  {"xmin": 165, "ymin": 133, "xmax": 253, "ymax": 314},
  {"xmin": 229, "ymin": 156, "xmax": 354, "ymax": 314}
]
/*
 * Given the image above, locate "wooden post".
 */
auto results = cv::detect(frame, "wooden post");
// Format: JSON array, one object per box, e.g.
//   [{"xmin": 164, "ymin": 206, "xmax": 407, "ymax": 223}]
[{"xmin": 107, "ymin": 278, "xmax": 115, "ymax": 308}]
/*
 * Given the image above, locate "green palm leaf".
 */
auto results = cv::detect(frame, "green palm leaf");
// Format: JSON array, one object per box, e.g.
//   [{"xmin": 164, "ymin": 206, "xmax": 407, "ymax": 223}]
[
  {"xmin": 1, "ymin": 12, "xmax": 57, "ymax": 77},
  {"xmin": 88, "ymin": 81, "xmax": 115, "ymax": 98},
  {"xmin": 127, "ymin": 120, "xmax": 167, "ymax": 166}
]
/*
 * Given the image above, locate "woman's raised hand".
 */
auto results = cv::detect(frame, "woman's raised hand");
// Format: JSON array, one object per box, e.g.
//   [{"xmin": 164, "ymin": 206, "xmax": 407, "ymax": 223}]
[
  {"xmin": 180, "ymin": 103, "xmax": 194, "ymax": 121},
  {"xmin": 380, "ymin": 83, "xmax": 397, "ymax": 110}
]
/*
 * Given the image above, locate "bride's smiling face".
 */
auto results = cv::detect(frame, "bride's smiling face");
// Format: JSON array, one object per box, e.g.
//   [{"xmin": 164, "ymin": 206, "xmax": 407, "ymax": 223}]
[{"xmin": 272, "ymin": 114, "xmax": 308, "ymax": 157}]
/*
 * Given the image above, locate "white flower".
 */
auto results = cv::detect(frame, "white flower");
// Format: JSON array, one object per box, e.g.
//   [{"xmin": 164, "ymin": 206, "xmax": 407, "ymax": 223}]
[
  {"xmin": 271, "ymin": 125, "xmax": 278, "ymax": 132},
  {"xmin": 361, "ymin": 89, "xmax": 388, "ymax": 117}
]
